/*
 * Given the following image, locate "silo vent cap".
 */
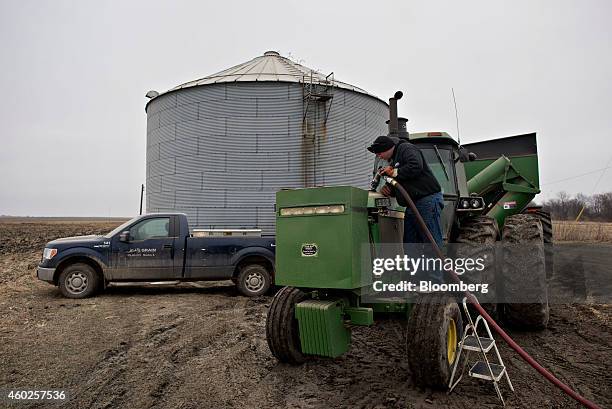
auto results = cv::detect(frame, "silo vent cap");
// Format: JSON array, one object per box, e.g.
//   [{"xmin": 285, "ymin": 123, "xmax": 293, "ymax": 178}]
[
  {"xmin": 145, "ymin": 90, "xmax": 159, "ymax": 99},
  {"xmin": 264, "ymin": 51, "xmax": 280, "ymax": 56}
]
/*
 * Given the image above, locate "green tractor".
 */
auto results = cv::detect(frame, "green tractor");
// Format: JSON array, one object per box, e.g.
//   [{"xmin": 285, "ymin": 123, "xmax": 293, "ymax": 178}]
[{"xmin": 266, "ymin": 92, "xmax": 551, "ymax": 388}]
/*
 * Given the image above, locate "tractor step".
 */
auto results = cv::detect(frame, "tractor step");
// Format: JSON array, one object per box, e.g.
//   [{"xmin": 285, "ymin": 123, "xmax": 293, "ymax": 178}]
[
  {"xmin": 463, "ymin": 335, "xmax": 495, "ymax": 353},
  {"xmin": 469, "ymin": 361, "xmax": 506, "ymax": 382}
]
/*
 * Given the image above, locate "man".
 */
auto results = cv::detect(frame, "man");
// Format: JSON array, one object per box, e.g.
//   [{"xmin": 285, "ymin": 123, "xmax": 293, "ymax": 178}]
[{"xmin": 367, "ymin": 135, "xmax": 444, "ymax": 248}]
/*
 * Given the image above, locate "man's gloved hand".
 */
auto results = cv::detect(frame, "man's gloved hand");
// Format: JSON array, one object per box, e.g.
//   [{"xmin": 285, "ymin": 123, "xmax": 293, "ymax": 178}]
[
  {"xmin": 379, "ymin": 166, "xmax": 398, "ymax": 178},
  {"xmin": 381, "ymin": 184, "xmax": 393, "ymax": 197}
]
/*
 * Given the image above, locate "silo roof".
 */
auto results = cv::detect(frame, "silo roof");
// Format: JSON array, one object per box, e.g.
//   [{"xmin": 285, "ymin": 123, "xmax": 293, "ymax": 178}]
[{"xmin": 165, "ymin": 51, "xmax": 382, "ymax": 100}]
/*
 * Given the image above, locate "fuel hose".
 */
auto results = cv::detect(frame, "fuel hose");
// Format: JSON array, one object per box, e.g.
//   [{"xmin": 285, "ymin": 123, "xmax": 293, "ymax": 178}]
[{"xmin": 385, "ymin": 177, "xmax": 601, "ymax": 409}]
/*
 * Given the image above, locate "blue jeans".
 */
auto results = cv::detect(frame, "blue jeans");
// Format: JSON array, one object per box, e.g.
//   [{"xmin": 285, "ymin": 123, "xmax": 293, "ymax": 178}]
[
  {"xmin": 403, "ymin": 191, "xmax": 444, "ymax": 247},
  {"xmin": 403, "ymin": 192, "xmax": 445, "ymax": 283}
]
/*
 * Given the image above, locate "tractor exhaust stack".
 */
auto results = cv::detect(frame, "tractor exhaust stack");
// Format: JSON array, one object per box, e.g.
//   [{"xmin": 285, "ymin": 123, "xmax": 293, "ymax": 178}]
[{"xmin": 387, "ymin": 91, "xmax": 403, "ymax": 137}]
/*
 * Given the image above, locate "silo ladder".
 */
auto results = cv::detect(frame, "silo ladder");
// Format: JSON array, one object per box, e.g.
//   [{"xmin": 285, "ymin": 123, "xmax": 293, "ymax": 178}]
[{"xmin": 302, "ymin": 71, "xmax": 335, "ymax": 126}]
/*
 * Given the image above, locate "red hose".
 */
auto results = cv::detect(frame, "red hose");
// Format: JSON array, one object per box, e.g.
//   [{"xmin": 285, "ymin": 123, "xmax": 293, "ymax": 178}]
[
  {"xmin": 388, "ymin": 179, "xmax": 601, "ymax": 409},
  {"xmin": 467, "ymin": 294, "xmax": 600, "ymax": 409}
]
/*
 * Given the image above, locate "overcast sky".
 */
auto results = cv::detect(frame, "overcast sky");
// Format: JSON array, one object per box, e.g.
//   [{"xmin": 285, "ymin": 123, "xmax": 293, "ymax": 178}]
[{"xmin": 1, "ymin": 0, "xmax": 610, "ymax": 216}]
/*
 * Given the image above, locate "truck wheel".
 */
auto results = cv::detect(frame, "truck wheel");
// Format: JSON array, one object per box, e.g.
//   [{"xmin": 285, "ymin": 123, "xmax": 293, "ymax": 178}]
[
  {"xmin": 58, "ymin": 263, "xmax": 100, "ymax": 299},
  {"xmin": 407, "ymin": 293, "xmax": 463, "ymax": 389},
  {"xmin": 501, "ymin": 214, "xmax": 549, "ymax": 329},
  {"xmin": 266, "ymin": 286, "xmax": 308, "ymax": 364},
  {"xmin": 454, "ymin": 216, "xmax": 499, "ymax": 317},
  {"xmin": 236, "ymin": 264, "xmax": 271, "ymax": 297}
]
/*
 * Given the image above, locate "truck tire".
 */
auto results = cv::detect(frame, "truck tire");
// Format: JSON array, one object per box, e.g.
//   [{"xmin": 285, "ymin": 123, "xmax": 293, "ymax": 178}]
[
  {"xmin": 407, "ymin": 293, "xmax": 463, "ymax": 389},
  {"xmin": 501, "ymin": 214, "xmax": 549, "ymax": 329},
  {"xmin": 266, "ymin": 286, "xmax": 308, "ymax": 364},
  {"xmin": 236, "ymin": 264, "xmax": 271, "ymax": 297},
  {"xmin": 454, "ymin": 216, "xmax": 499, "ymax": 316},
  {"xmin": 58, "ymin": 263, "xmax": 101, "ymax": 299}
]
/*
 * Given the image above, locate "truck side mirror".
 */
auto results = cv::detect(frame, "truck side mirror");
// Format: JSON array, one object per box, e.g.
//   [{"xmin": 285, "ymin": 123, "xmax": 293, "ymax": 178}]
[{"xmin": 119, "ymin": 231, "xmax": 130, "ymax": 243}]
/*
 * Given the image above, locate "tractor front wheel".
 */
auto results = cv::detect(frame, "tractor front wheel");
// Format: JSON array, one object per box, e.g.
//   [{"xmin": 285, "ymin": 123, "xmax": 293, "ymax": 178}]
[
  {"xmin": 407, "ymin": 293, "xmax": 463, "ymax": 389},
  {"xmin": 266, "ymin": 286, "xmax": 308, "ymax": 364}
]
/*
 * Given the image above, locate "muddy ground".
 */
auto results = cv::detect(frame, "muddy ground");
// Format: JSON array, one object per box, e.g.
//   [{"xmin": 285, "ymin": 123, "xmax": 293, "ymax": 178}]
[{"xmin": 0, "ymin": 220, "xmax": 610, "ymax": 409}]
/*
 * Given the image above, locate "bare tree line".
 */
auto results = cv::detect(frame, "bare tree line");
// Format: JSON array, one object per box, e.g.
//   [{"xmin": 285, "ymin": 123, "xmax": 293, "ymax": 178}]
[{"xmin": 538, "ymin": 192, "xmax": 612, "ymax": 221}]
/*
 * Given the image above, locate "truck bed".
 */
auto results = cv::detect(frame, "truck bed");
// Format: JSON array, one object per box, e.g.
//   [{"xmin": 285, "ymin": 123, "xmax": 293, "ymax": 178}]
[{"xmin": 184, "ymin": 236, "xmax": 275, "ymax": 279}]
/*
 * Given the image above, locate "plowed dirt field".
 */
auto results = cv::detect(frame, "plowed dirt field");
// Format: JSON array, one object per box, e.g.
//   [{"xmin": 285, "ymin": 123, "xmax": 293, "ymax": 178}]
[{"xmin": 0, "ymin": 220, "xmax": 610, "ymax": 408}]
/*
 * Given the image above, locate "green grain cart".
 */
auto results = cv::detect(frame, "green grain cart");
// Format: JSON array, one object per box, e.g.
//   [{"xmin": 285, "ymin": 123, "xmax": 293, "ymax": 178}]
[{"xmin": 266, "ymin": 92, "xmax": 551, "ymax": 388}]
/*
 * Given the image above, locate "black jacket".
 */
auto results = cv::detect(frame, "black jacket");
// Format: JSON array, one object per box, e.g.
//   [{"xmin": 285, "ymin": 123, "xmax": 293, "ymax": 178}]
[{"xmin": 389, "ymin": 141, "xmax": 441, "ymax": 204}]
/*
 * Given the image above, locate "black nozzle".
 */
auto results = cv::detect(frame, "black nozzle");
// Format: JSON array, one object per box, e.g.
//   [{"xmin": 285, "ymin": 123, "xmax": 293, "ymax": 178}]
[
  {"xmin": 394, "ymin": 91, "xmax": 403, "ymax": 100},
  {"xmin": 370, "ymin": 167, "xmax": 383, "ymax": 191}
]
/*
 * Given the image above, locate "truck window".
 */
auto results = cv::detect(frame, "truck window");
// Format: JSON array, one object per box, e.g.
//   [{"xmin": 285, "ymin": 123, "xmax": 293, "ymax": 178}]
[{"xmin": 129, "ymin": 217, "xmax": 170, "ymax": 241}]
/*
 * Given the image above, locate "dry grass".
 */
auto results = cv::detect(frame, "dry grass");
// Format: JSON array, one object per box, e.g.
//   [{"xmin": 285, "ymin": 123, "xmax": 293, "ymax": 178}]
[{"xmin": 553, "ymin": 220, "xmax": 612, "ymax": 242}]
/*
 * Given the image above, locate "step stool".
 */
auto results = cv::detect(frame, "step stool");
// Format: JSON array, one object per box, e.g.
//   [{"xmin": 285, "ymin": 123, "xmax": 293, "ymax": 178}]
[{"xmin": 448, "ymin": 297, "xmax": 514, "ymax": 406}]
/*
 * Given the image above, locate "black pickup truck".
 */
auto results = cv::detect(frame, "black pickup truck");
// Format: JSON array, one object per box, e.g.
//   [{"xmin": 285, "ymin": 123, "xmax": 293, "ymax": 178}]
[{"xmin": 36, "ymin": 213, "xmax": 275, "ymax": 298}]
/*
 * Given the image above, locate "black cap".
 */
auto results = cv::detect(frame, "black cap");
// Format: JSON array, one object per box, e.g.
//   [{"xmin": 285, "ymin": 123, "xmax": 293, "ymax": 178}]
[{"xmin": 367, "ymin": 135, "xmax": 395, "ymax": 153}]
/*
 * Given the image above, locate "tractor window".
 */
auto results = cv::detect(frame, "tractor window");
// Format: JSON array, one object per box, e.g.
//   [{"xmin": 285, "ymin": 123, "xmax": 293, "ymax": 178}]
[{"xmin": 421, "ymin": 146, "xmax": 457, "ymax": 195}]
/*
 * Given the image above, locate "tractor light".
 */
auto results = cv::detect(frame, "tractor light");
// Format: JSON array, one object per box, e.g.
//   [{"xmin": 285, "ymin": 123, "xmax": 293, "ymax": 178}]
[
  {"xmin": 328, "ymin": 205, "xmax": 344, "ymax": 213},
  {"xmin": 280, "ymin": 205, "xmax": 345, "ymax": 216},
  {"xmin": 457, "ymin": 196, "xmax": 485, "ymax": 212},
  {"xmin": 43, "ymin": 248, "xmax": 58, "ymax": 260},
  {"xmin": 303, "ymin": 207, "xmax": 315, "ymax": 215}
]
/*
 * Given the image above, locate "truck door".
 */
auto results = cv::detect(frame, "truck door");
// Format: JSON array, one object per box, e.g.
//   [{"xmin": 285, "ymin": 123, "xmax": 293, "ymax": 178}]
[{"xmin": 112, "ymin": 216, "xmax": 180, "ymax": 280}]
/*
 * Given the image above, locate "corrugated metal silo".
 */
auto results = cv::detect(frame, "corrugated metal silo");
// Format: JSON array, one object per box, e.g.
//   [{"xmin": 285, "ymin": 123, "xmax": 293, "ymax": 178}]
[{"xmin": 145, "ymin": 51, "xmax": 388, "ymax": 234}]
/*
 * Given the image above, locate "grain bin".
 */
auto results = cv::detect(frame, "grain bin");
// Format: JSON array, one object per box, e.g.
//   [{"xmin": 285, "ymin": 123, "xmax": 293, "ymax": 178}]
[{"xmin": 145, "ymin": 51, "xmax": 388, "ymax": 234}]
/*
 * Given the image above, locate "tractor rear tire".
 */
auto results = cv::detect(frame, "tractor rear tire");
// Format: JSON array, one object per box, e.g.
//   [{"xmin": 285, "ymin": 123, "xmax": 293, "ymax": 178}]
[
  {"xmin": 532, "ymin": 210, "xmax": 554, "ymax": 278},
  {"xmin": 501, "ymin": 214, "xmax": 549, "ymax": 329},
  {"xmin": 407, "ymin": 293, "xmax": 463, "ymax": 389},
  {"xmin": 454, "ymin": 216, "xmax": 499, "ymax": 316},
  {"xmin": 455, "ymin": 216, "xmax": 499, "ymax": 244},
  {"xmin": 266, "ymin": 286, "xmax": 308, "ymax": 365}
]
